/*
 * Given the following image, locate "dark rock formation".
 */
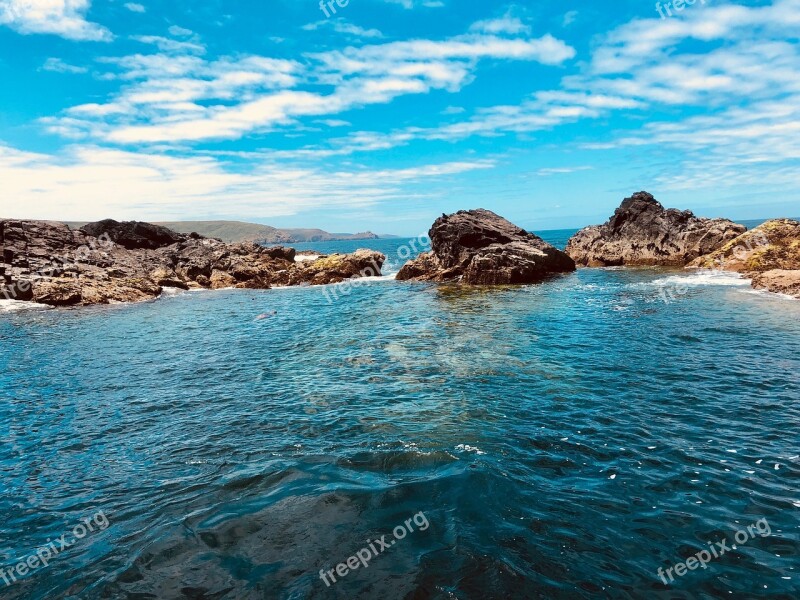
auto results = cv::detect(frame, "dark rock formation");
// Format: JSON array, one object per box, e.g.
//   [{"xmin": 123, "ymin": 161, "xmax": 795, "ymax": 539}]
[
  {"xmin": 565, "ymin": 192, "xmax": 746, "ymax": 267},
  {"xmin": 688, "ymin": 219, "xmax": 800, "ymax": 298},
  {"xmin": 396, "ymin": 209, "xmax": 575, "ymax": 284},
  {"xmin": 80, "ymin": 219, "xmax": 187, "ymax": 250},
  {"xmin": 0, "ymin": 219, "xmax": 385, "ymax": 307}
]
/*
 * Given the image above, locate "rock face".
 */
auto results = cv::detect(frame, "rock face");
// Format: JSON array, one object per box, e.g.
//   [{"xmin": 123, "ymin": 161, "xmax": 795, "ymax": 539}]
[
  {"xmin": 688, "ymin": 219, "xmax": 800, "ymax": 298},
  {"xmin": 0, "ymin": 219, "xmax": 385, "ymax": 307},
  {"xmin": 80, "ymin": 219, "xmax": 189, "ymax": 250},
  {"xmin": 751, "ymin": 270, "xmax": 800, "ymax": 298},
  {"xmin": 688, "ymin": 219, "xmax": 800, "ymax": 272},
  {"xmin": 396, "ymin": 209, "xmax": 575, "ymax": 284},
  {"xmin": 565, "ymin": 192, "xmax": 746, "ymax": 267}
]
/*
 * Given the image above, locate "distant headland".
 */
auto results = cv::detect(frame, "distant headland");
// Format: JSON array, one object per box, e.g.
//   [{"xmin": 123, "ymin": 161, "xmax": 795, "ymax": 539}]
[{"xmin": 62, "ymin": 220, "xmax": 393, "ymax": 245}]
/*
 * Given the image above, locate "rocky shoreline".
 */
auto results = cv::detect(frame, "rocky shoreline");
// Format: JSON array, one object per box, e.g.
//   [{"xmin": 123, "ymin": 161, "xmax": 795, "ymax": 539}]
[
  {"xmin": 563, "ymin": 193, "xmax": 799, "ymax": 299},
  {"xmin": 3, "ymin": 193, "xmax": 798, "ymax": 307},
  {"xmin": 0, "ymin": 219, "xmax": 385, "ymax": 306},
  {"xmin": 564, "ymin": 192, "xmax": 746, "ymax": 267}
]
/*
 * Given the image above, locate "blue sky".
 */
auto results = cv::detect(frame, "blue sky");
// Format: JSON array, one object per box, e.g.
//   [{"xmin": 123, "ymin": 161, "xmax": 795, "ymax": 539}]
[{"xmin": 0, "ymin": 0, "xmax": 798, "ymax": 235}]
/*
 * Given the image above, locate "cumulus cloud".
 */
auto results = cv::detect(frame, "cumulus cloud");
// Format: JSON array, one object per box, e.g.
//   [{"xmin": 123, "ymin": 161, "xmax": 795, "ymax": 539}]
[{"xmin": 0, "ymin": 0, "xmax": 112, "ymax": 41}]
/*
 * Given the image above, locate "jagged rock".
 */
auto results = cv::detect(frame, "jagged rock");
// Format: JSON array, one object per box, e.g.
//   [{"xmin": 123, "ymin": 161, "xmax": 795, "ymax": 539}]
[
  {"xmin": 263, "ymin": 246, "xmax": 296, "ymax": 262},
  {"xmin": 689, "ymin": 219, "xmax": 800, "ymax": 272},
  {"xmin": 81, "ymin": 219, "xmax": 186, "ymax": 250},
  {"xmin": 210, "ymin": 270, "xmax": 238, "ymax": 289},
  {"xmin": 396, "ymin": 209, "xmax": 575, "ymax": 284},
  {"xmin": 688, "ymin": 219, "xmax": 800, "ymax": 299},
  {"xmin": 565, "ymin": 192, "xmax": 746, "ymax": 267},
  {"xmin": 0, "ymin": 219, "xmax": 385, "ymax": 307}
]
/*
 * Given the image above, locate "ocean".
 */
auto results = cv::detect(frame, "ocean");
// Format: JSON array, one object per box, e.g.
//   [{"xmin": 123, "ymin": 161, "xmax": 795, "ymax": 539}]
[{"xmin": 1, "ymin": 228, "xmax": 799, "ymax": 599}]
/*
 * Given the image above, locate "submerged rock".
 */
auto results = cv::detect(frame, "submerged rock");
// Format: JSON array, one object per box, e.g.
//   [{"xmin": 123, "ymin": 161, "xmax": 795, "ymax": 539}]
[
  {"xmin": 396, "ymin": 209, "xmax": 575, "ymax": 284},
  {"xmin": 0, "ymin": 219, "xmax": 385, "ymax": 307},
  {"xmin": 565, "ymin": 192, "xmax": 746, "ymax": 267}
]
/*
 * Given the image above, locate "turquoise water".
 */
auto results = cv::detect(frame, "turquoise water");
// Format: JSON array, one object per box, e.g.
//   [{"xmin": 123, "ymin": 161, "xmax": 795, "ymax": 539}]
[{"xmin": 1, "ymin": 231, "xmax": 799, "ymax": 599}]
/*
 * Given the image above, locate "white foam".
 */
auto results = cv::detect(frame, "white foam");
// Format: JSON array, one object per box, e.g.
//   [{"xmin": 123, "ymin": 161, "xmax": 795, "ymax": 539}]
[
  {"xmin": 0, "ymin": 300, "xmax": 50, "ymax": 313},
  {"xmin": 742, "ymin": 289, "xmax": 798, "ymax": 301},
  {"xmin": 650, "ymin": 270, "xmax": 750, "ymax": 288},
  {"xmin": 455, "ymin": 444, "xmax": 486, "ymax": 455}
]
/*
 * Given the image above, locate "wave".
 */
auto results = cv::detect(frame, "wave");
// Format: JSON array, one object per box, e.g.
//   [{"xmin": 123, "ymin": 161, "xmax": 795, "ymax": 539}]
[
  {"xmin": 649, "ymin": 270, "xmax": 751, "ymax": 288},
  {"xmin": 0, "ymin": 299, "xmax": 50, "ymax": 313}
]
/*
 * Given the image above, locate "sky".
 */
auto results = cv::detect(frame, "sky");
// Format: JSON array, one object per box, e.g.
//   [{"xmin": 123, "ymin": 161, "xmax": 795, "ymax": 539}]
[{"xmin": 0, "ymin": 0, "xmax": 799, "ymax": 235}]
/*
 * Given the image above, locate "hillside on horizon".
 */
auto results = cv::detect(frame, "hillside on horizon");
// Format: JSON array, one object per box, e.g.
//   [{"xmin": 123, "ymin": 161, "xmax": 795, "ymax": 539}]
[{"xmin": 63, "ymin": 220, "xmax": 390, "ymax": 244}]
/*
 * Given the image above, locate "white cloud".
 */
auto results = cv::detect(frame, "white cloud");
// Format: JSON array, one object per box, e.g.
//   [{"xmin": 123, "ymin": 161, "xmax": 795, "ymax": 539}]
[
  {"xmin": 536, "ymin": 166, "xmax": 593, "ymax": 176},
  {"xmin": 302, "ymin": 18, "xmax": 383, "ymax": 38},
  {"xmin": 124, "ymin": 3, "xmax": 145, "ymax": 13},
  {"xmin": 0, "ymin": 0, "xmax": 112, "ymax": 41},
  {"xmin": 45, "ymin": 26, "xmax": 575, "ymax": 144},
  {"xmin": 281, "ymin": 0, "xmax": 800, "ymax": 191},
  {"xmin": 131, "ymin": 34, "xmax": 206, "ymax": 55},
  {"xmin": 381, "ymin": 0, "xmax": 444, "ymax": 8},
  {"xmin": 0, "ymin": 143, "xmax": 494, "ymax": 221},
  {"xmin": 41, "ymin": 57, "xmax": 88, "ymax": 74},
  {"xmin": 470, "ymin": 16, "xmax": 530, "ymax": 35},
  {"xmin": 168, "ymin": 25, "xmax": 193, "ymax": 37}
]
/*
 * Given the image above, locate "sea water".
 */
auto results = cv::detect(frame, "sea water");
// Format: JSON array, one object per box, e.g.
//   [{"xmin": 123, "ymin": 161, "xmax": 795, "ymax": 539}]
[{"xmin": 0, "ymin": 229, "xmax": 798, "ymax": 598}]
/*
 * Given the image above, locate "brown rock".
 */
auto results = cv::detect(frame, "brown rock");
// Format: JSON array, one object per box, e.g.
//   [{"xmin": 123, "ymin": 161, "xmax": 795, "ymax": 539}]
[
  {"xmin": 1, "ymin": 218, "xmax": 385, "ymax": 306},
  {"xmin": 751, "ymin": 270, "xmax": 800, "ymax": 298},
  {"xmin": 687, "ymin": 219, "xmax": 800, "ymax": 300},
  {"xmin": 396, "ymin": 209, "xmax": 575, "ymax": 284},
  {"xmin": 565, "ymin": 192, "xmax": 746, "ymax": 267},
  {"xmin": 689, "ymin": 219, "xmax": 800, "ymax": 273},
  {"xmin": 210, "ymin": 270, "xmax": 238, "ymax": 289}
]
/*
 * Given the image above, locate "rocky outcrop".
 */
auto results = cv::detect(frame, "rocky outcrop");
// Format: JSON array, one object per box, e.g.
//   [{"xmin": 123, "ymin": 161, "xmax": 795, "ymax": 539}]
[
  {"xmin": 80, "ymin": 219, "xmax": 191, "ymax": 250},
  {"xmin": 565, "ymin": 192, "xmax": 746, "ymax": 267},
  {"xmin": 751, "ymin": 270, "xmax": 800, "ymax": 298},
  {"xmin": 688, "ymin": 219, "xmax": 800, "ymax": 272},
  {"xmin": 688, "ymin": 219, "xmax": 800, "ymax": 298},
  {"xmin": 396, "ymin": 209, "xmax": 575, "ymax": 284},
  {"xmin": 0, "ymin": 219, "xmax": 385, "ymax": 307}
]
